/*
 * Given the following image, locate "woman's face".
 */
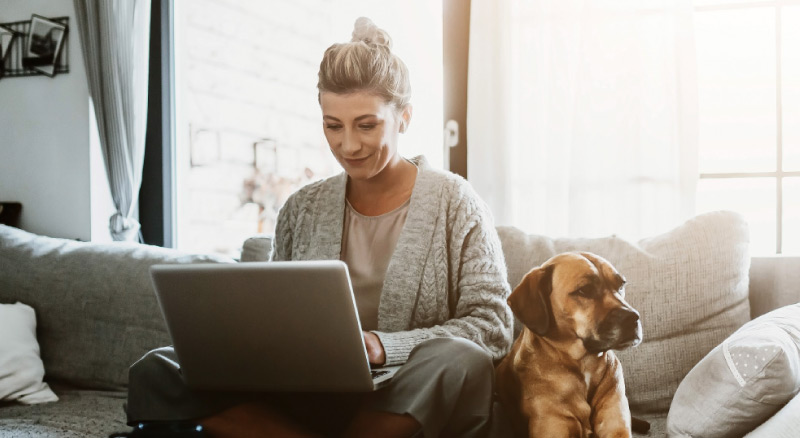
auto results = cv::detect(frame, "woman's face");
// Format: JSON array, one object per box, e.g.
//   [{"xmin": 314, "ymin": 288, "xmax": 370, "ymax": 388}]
[{"xmin": 320, "ymin": 91, "xmax": 410, "ymax": 181}]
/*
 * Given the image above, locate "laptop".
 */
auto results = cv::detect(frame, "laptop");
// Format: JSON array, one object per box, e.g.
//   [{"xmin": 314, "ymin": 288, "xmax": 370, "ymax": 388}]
[{"xmin": 149, "ymin": 260, "xmax": 400, "ymax": 392}]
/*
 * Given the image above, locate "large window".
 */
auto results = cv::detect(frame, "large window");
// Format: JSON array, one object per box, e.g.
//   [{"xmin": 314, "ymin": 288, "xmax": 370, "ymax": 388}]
[
  {"xmin": 172, "ymin": 0, "xmax": 443, "ymax": 257},
  {"xmin": 694, "ymin": 0, "xmax": 800, "ymax": 255}
]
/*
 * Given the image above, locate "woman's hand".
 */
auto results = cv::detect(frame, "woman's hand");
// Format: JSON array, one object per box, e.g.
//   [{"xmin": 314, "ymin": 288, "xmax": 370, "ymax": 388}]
[{"xmin": 363, "ymin": 331, "xmax": 386, "ymax": 366}]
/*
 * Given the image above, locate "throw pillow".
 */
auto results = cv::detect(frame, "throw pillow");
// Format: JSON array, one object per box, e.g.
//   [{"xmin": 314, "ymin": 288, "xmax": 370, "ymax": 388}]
[
  {"xmin": 0, "ymin": 302, "xmax": 58, "ymax": 404},
  {"xmin": 666, "ymin": 303, "xmax": 800, "ymax": 438},
  {"xmin": 497, "ymin": 210, "xmax": 752, "ymax": 412},
  {"xmin": 0, "ymin": 224, "xmax": 236, "ymax": 390}
]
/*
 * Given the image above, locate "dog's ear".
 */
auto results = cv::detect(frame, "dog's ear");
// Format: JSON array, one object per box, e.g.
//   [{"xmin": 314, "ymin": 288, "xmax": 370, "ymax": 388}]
[{"xmin": 507, "ymin": 265, "xmax": 554, "ymax": 335}]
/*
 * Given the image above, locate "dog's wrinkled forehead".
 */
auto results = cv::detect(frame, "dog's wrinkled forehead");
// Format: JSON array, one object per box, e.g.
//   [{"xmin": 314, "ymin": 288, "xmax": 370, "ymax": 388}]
[{"xmin": 547, "ymin": 252, "xmax": 625, "ymax": 292}]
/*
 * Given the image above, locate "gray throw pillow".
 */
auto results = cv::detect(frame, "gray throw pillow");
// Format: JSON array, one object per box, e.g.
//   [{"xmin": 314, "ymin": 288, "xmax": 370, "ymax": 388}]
[
  {"xmin": 667, "ymin": 303, "xmax": 800, "ymax": 438},
  {"xmin": 0, "ymin": 225, "xmax": 235, "ymax": 390}
]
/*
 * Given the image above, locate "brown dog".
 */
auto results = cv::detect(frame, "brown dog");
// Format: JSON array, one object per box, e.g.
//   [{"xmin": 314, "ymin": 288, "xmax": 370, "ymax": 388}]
[{"xmin": 496, "ymin": 252, "xmax": 643, "ymax": 438}]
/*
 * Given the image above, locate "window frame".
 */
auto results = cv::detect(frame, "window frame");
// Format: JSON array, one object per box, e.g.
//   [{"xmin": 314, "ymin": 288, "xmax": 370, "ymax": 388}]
[
  {"xmin": 140, "ymin": 0, "xmax": 176, "ymax": 248},
  {"xmin": 695, "ymin": 0, "xmax": 800, "ymax": 254}
]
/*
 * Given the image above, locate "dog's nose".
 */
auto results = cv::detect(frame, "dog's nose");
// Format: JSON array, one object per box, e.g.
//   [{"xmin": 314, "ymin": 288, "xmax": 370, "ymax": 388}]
[{"xmin": 608, "ymin": 307, "xmax": 640, "ymax": 328}]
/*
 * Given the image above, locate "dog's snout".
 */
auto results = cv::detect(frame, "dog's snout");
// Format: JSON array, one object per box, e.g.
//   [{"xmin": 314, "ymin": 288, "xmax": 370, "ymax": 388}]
[{"xmin": 609, "ymin": 307, "xmax": 640, "ymax": 328}]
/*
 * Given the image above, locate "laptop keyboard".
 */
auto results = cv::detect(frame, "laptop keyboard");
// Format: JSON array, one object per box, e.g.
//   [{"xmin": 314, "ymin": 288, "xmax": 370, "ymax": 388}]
[{"xmin": 371, "ymin": 370, "xmax": 390, "ymax": 379}]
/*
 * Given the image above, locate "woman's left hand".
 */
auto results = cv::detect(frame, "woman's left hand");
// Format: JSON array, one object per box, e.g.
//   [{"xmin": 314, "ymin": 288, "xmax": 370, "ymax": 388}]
[{"xmin": 363, "ymin": 331, "xmax": 386, "ymax": 366}]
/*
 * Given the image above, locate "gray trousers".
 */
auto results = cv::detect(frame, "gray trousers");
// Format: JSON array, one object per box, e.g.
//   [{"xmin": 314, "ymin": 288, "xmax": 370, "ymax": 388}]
[{"xmin": 127, "ymin": 337, "xmax": 495, "ymax": 438}]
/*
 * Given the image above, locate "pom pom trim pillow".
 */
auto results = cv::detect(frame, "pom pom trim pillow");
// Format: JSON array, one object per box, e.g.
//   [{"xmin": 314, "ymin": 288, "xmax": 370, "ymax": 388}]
[{"xmin": 0, "ymin": 302, "xmax": 58, "ymax": 404}]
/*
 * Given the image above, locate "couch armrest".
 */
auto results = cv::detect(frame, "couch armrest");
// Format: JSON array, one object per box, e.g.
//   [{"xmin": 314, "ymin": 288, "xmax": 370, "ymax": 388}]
[
  {"xmin": 749, "ymin": 257, "xmax": 800, "ymax": 319},
  {"xmin": 241, "ymin": 236, "xmax": 272, "ymax": 262}
]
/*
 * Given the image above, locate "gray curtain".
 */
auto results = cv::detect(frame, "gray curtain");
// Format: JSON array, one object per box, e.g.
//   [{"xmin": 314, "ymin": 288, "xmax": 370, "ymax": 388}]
[{"xmin": 74, "ymin": 0, "xmax": 152, "ymax": 241}]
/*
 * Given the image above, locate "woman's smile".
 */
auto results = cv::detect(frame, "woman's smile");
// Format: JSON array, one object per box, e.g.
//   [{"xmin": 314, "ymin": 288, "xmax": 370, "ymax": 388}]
[{"xmin": 344, "ymin": 155, "xmax": 372, "ymax": 166}]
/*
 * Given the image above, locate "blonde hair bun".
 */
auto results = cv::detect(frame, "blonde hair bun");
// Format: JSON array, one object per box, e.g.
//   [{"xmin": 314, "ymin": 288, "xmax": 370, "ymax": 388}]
[
  {"xmin": 351, "ymin": 17, "xmax": 392, "ymax": 49},
  {"xmin": 318, "ymin": 17, "xmax": 410, "ymax": 108}
]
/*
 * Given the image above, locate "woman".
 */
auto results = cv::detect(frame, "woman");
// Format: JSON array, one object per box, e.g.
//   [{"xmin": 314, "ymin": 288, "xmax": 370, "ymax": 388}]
[{"xmin": 127, "ymin": 17, "xmax": 513, "ymax": 438}]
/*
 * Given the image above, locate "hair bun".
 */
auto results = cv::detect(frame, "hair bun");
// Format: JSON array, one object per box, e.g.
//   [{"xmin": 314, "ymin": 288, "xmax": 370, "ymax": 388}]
[{"xmin": 351, "ymin": 17, "xmax": 392, "ymax": 49}]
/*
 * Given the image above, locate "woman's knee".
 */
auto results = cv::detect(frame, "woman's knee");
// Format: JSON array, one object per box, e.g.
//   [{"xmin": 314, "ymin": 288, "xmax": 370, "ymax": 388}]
[
  {"xmin": 414, "ymin": 337, "xmax": 493, "ymax": 378},
  {"xmin": 128, "ymin": 346, "xmax": 180, "ymax": 385}
]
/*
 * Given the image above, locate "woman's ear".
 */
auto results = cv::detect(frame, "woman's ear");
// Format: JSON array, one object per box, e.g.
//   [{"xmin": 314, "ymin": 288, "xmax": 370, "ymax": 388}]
[{"xmin": 399, "ymin": 104, "xmax": 412, "ymax": 133}]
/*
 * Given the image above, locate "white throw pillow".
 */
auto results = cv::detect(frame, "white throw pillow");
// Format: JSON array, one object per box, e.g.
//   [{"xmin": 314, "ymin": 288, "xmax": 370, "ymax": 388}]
[
  {"xmin": 0, "ymin": 302, "xmax": 59, "ymax": 404},
  {"xmin": 667, "ymin": 304, "xmax": 800, "ymax": 438}
]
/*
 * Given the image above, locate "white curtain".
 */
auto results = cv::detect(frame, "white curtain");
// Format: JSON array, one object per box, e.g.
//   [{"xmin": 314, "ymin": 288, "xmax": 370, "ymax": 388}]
[
  {"xmin": 467, "ymin": 0, "xmax": 698, "ymax": 240},
  {"xmin": 74, "ymin": 0, "xmax": 151, "ymax": 241}
]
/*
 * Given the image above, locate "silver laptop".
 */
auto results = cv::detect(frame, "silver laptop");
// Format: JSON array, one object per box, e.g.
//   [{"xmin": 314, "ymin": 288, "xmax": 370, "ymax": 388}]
[{"xmin": 149, "ymin": 260, "xmax": 400, "ymax": 392}]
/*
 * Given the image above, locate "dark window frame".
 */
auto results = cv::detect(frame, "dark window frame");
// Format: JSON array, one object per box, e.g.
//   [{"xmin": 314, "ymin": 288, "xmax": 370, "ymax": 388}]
[
  {"xmin": 140, "ymin": 0, "xmax": 175, "ymax": 247},
  {"xmin": 443, "ymin": 0, "xmax": 470, "ymax": 179}
]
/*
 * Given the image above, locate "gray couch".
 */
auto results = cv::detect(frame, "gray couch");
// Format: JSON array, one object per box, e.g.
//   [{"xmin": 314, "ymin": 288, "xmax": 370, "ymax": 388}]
[{"xmin": 0, "ymin": 211, "xmax": 799, "ymax": 437}]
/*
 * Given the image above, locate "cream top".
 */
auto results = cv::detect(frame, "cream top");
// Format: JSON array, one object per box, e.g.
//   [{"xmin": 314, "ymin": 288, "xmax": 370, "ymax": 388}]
[{"xmin": 341, "ymin": 198, "xmax": 410, "ymax": 331}]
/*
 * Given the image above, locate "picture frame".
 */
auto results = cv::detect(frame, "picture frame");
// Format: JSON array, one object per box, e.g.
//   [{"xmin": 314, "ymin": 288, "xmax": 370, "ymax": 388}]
[
  {"xmin": 0, "ymin": 24, "xmax": 18, "ymax": 78},
  {"xmin": 0, "ymin": 24, "xmax": 17, "ymax": 60},
  {"xmin": 23, "ymin": 14, "xmax": 67, "ymax": 77}
]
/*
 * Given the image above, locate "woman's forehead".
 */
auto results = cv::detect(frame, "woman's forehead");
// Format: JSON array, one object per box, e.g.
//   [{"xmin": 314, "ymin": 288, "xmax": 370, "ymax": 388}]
[{"xmin": 320, "ymin": 91, "xmax": 393, "ymax": 118}]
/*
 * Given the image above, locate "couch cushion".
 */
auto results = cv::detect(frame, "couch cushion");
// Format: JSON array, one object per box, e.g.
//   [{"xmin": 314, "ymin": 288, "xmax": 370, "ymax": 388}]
[
  {"xmin": 667, "ymin": 303, "xmax": 800, "ymax": 438},
  {"xmin": 497, "ymin": 211, "xmax": 751, "ymax": 413},
  {"xmin": 0, "ymin": 225, "xmax": 235, "ymax": 390},
  {"xmin": 0, "ymin": 384, "xmax": 128, "ymax": 438}
]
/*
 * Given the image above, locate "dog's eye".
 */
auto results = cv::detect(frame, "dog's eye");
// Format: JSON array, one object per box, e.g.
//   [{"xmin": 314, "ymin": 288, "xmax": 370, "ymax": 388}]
[{"xmin": 573, "ymin": 288, "xmax": 592, "ymax": 298}]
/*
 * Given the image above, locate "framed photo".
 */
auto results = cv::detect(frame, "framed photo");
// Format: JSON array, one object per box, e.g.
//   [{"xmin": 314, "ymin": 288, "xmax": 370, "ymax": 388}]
[
  {"xmin": 0, "ymin": 24, "xmax": 17, "ymax": 78},
  {"xmin": 24, "ymin": 14, "xmax": 67, "ymax": 77},
  {"xmin": 0, "ymin": 25, "xmax": 17, "ymax": 61}
]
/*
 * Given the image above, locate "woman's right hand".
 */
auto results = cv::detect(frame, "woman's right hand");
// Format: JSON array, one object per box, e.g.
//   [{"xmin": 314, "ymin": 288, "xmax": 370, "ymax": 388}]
[{"xmin": 363, "ymin": 331, "xmax": 386, "ymax": 366}]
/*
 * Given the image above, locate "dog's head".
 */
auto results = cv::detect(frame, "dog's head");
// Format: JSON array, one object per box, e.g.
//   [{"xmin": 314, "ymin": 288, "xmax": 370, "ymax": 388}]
[{"xmin": 508, "ymin": 252, "xmax": 642, "ymax": 353}]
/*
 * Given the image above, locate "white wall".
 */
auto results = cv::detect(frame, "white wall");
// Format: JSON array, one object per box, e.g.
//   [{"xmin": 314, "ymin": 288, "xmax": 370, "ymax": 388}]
[{"xmin": 0, "ymin": 0, "xmax": 113, "ymax": 242}]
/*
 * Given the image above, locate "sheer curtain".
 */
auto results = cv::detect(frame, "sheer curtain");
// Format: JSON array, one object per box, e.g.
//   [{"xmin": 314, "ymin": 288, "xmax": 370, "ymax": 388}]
[
  {"xmin": 74, "ymin": 0, "xmax": 151, "ymax": 241},
  {"xmin": 467, "ymin": 0, "xmax": 698, "ymax": 240}
]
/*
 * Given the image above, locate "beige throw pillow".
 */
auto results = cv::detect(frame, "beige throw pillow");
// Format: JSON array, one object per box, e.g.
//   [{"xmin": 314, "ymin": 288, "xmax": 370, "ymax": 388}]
[
  {"xmin": 0, "ymin": 302, "xmax": 58, "ymax": 404},
  {"xmin": 497, "ymin": 210, "xmax": 752, "ymax": 412}
]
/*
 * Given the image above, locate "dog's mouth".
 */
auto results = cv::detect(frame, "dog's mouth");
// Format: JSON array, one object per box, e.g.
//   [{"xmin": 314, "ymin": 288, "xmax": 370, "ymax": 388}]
[{"xmin": 582, "ymin": 320, "xmax": 643, "ymax": 353}]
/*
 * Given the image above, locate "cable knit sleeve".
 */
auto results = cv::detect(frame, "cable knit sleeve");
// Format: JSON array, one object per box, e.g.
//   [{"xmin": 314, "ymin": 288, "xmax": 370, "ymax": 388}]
[{"xmin": 374, "ymin": 180, "xmax": 514, "ymax": 365}]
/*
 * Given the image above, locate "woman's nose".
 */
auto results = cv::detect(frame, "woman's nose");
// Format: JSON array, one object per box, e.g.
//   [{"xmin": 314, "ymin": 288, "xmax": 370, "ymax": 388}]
[{"xmin": 341, "ymin": 130, "xmax": 360, "ymax": 154}]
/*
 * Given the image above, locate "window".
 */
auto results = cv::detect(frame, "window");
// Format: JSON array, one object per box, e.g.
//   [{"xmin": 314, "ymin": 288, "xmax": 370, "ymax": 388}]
[
  {"xmin": 694, "ymin": 0, "xmax": 800, "ymax": 255},
  {"xmin": 171, "ymin": 0, "xmax": 443, "ymax": 257}
]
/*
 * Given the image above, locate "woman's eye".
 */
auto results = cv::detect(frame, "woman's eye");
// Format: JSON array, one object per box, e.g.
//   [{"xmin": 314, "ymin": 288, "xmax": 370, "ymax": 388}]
[
  {"xmin": 359, "ymin": 124, "xmax": 376, "ymax": 130},
  {"xmin": 325, "ymin": 124, "xmax": 343, "ymax": 131}
]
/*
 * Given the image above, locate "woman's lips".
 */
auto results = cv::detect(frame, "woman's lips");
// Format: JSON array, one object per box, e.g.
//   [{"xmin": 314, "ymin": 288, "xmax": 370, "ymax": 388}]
[{"xmin": 344, "ymin": 156, "xmax": 370, "ymax": 166}]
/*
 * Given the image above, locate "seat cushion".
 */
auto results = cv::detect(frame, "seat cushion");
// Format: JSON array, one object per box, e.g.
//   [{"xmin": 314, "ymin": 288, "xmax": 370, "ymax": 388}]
[
  {"xmin": 0, "ymin": 225, "xmax": 235, "ymax": 390},
  {"xmin": 497, "ymin": 211, "xmax": 751, "ymax": 413},
  {"xmin": 0, "ymin": 385, "xmax": 127, "ymax": 438}
]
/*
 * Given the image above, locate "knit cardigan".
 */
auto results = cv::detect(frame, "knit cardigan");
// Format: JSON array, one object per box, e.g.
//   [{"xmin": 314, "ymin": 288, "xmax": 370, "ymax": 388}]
[{"xmin": 271, "ymin": 156, "xmax": 514, "ymax": 366}]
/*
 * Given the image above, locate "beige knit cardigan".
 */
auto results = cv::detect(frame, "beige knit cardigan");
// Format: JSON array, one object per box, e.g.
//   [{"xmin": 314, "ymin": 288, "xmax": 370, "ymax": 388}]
[{"xmin": 271, "ymin": 156, "xmax": 514, "ymax": 366}]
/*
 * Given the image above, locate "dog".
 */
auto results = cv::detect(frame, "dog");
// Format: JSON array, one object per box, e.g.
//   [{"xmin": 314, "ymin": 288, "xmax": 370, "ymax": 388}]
[{"xmin": 496, "ymin": 252, "xmax": 644, "ymax": 438}]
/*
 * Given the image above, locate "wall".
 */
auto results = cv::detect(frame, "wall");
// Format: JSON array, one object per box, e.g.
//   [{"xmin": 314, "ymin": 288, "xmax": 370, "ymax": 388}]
[{"xmin": 0, "ymin": 0, "xmax": 113, "ymax": 242}]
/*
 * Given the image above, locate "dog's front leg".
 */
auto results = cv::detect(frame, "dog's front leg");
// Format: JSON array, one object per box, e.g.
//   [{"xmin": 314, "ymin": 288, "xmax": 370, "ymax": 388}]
[
  {"xmin": 590, "ymin": 358, "xmax": 632, "ymax": 438},
  {"xmin": 523, "ymin": 401, "xmax": 592, "ymax": 438}
]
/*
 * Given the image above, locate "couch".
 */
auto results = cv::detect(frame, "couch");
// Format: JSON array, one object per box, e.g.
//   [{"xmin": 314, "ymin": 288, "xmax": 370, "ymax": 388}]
[{"xmin": 1, "ymin": 211, "xmax": 799, "ymax": 437}]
